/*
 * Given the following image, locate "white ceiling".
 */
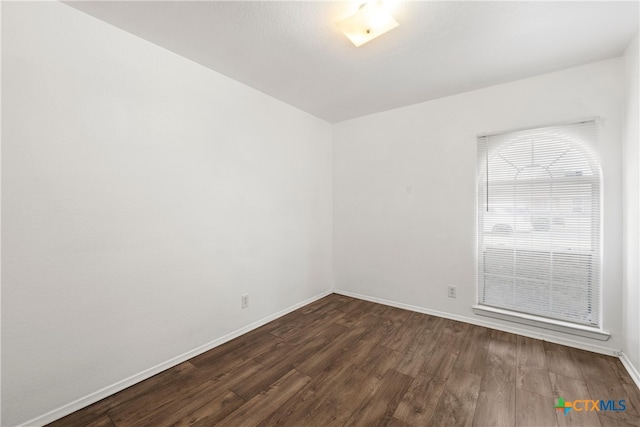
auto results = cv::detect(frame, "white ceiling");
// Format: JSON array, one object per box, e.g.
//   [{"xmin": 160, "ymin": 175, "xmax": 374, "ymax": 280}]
[{"xmin": 65, "ymin": 1, "xmax": 639, "ymax": 123}]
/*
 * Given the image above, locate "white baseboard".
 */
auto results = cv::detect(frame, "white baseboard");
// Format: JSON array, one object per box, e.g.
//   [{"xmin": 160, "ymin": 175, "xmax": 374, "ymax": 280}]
[
  {"xmin": 21, "ymin": 289, "xmax": 333, "ymax": 427},
  {"xmin": 619, "ymin": 352, "xmax": 640, "ymax": 390},
  {"xmin": 333, "ymin": 289, "xmax": 620, "ymax": 357}
]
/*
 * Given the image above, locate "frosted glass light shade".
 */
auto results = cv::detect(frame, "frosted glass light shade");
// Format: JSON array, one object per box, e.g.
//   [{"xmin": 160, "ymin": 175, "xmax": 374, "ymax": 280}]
[{"xmin": 337, "ymin": 2, "xmax": 399, "ymax": 47}]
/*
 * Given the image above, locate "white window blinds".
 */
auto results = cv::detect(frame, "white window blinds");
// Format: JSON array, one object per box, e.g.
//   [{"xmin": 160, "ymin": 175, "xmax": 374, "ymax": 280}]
[{"xmin": 477, "ymin": 120, "xmax": 601, "ymax": 327}]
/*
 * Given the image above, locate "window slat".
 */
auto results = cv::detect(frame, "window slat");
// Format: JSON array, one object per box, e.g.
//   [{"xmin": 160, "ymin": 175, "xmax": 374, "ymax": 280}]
[{"xmin": 477, "ymin": 120, "xmax": 600, "ymax": 327}]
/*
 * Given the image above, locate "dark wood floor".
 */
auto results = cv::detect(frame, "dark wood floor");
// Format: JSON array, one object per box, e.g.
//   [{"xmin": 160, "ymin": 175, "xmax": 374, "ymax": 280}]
[{"xmin": 48, "ymin": 294, "xmax": 640, "ymax": 427}]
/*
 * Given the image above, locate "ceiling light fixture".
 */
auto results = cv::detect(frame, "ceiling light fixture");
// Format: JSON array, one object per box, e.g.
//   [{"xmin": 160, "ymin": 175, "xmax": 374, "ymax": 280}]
[{"xmin": 337, "ymin": 1, "xmax": 399, "ymax": 47}]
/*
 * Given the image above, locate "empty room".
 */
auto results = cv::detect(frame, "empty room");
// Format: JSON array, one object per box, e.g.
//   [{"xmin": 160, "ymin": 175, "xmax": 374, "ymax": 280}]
[{"xmin": 2, "ymin": 1, "xmax": 640, "ymax": 426}]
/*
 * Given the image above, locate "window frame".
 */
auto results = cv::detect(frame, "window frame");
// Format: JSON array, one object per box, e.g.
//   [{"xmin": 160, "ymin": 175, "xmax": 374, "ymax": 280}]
[{"xmin": 473, "ymin": 119, "xmax": 609, "ymax": 340}]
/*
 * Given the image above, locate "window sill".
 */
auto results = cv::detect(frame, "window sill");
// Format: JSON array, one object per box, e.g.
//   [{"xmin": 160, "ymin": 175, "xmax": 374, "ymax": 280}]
[{"xmin": 472, "ymin": 305, "xmax": 610, "ymax": 341}]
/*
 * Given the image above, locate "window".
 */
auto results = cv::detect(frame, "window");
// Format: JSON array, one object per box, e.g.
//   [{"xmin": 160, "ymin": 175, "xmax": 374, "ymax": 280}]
[{"xmin": 476, "ymin": 120, "xmax": 601, "ymax": 329}]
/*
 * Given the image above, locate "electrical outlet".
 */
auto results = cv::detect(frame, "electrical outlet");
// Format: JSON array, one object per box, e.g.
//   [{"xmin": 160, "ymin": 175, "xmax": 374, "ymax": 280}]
[
  {"xmin": 241, "ymin": 294, "xmax": 249, "ymax": 309},
  {"xmin": 447, "ymin": 285, "xmax": 457, "ymax": 298}
]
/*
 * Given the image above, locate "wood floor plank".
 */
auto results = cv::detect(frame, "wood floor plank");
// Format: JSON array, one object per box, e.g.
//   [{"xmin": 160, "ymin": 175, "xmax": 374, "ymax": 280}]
[
  {"xmin": 368, "ymin": 303, "xmax": 412, "ymax": 324},
  {"xmin": 419, "ymin": 332, "xmax": 464, "ymax": 380},
  {"xmin": 330, "ymin": 294, "xmax": 354, "ymax": 306},
  {"xmin": 336, "ymin": 298, "xmax": 375, "ymax": 328},
  {"xmin": 440, "ymin": 318, "xmax": 471, "ymax": 338},
  {"xmin": 368, "ymin": 319, "xmax": 403, "ymax": 346},
  {"xmin": 393, "ymin": 375, "xmax": 447, "ymax": 426},
  {"xmin": 231, "ymin": 336, "xmax": 326, "ymax": 400},
  {"xmin": 217, "ymin": 369, "xmax": 311, "ymax": 427},
  {"xmin": 294, "ymin": 321, "xmax": 372, "ymax": 377},
  {"xmin": 517, "ymin": 365, "xmax": 553, "ymax": 398},
  {"xmin": 271, "ymin": 308, "xmax": 345, "ymax": 342},
  {"xmin": 584, "ymin": 377, "xmax": 640, "ymax": 426},
  {"xmin": 486, "ymin": 336, "xmax": 517, "ymax": 384},
  {"xmin": 454, "ymin": 325, "xmax": 490, "ymax": 376},
  {"xmin": 254, "ymin": 322, "xmax": 346, "ymax": 368},
  {"xmin": 467, "ymin": 324, "xmax": 492, "ymax": 342},
  {"xmin": 345, "ymin": 336, "xmax": 382, "ymax": 366},
  {"xmin": 545, "ymin": 341, "xmax": 583, "ymax": 380},
  {"xmin": 394, "ymin": 328, "xmax": 437, "ymax": 377},
  {"xmin": 268, "ymin": 317, "xmax": 315, "ymax": 340},
  {"xmin": 607, "ymin": 358, "xmax": 638, "ymax": 388},
  {"xmin": 597, "ymin": 414, "xmax": 638, "ymax": 427},
  {"xmin": 46, "ymin": 403, "xmax": 113, "ymax": 427},
  {"xmin": 255, "ymin": 359, "xmax": 355, "ymax": 426},
  {"xmin": 47, "ymin": 362, "xmax": 198, "ymax": 427},
  {"xmin": 473, "ymin": 374, "xmax": 515, "ymax": 426},
  {"xmin": 572, "ymin": 348, "xmax": 618, "ymax": 382},
  {"xmin": 190, "ymin": 332, "xmax": 282, "ymax": 370},
  {"xmin": 516, "ymin": 336, "xmax": 552, "ymax": 397},
  {"xmin": 382, "ymin": 327, "xmax": 418, "ymax": 352},
  {"xmin": 356, "ymin": 343, "xmax": 400, "ymax": 380},
  {"xmin": 189, "ymin": 328, "xmax": 278, "ymax": 368},
  {"xmin": 621, "ymin": 381, "xmax": 640, "ymax": 417},
  {"xmin": 106, "ymin": 364, "xmax": 213, "ymax": 426},
  {"xmin": 381, "ymin": 312, "xmax": 429, "ymax": 353},
  {"xmin": 430, "ymin": 368, "xmax": 482, "ymax": 426},
  {"xmin": 193, "ymin": 357, "xmax": 265, "ymax": 395},
  {"xmin": 298, "ymin": 295, "xmax": 348, "ymax": 315},
  {"xmin": 421, "ymin": 313, "xmax": 444, "ymax": 331},
  {"xmin": 517, "ymin": 335, "xmax": 547, "ymax": 370},
  {"xmin": 194, "ymin": 338, "xmax": 266, "ymax": 381},
  {"xmin": 491, "ymin": 329, "xmax": 518, "ymax": 344},
  {"xmin": 344, "ymin": 369, "xmax": 413, "ymax": 426},
  {"xmin": 171, "ymin": 390, "xmax": 245, "ymax": 427},
  {"xmin": 108, "ymin": 359, "xmax": 261, "ymax": 426},
  {"xmin": 548, "ymin": 372, "xmax": 601, "ymax": 427},
  {"xmin": 386, "ymin": 417, "xmax": 412, "ymax": 427},
  {"xmin": 296, "ymin": 295, "xmax": 333, "ymax": 314},
  {"xmin": 83, "ymin": 416, "xmax": 116, "ymax": 427},
  {"xmin": 129, "ymin": 381, "xmax": 239, "ymax": 427},
  {"xmin": 472, "ymin": 334, "xmax": 517, "ymax": 426},
  {"xmin": 515, "ymin": 388, "xmax": 558, "ymax": 427},
  {"xmin": 360, "ymin": 311, "xmax": 408, "ymax": 344},
  {"xmin": 252, "ymin": 310, "xmax": 304, "ymax": 337},
  {"xmin": 294, "ymin": 365, "xmax": 382, "ymax": 426}
]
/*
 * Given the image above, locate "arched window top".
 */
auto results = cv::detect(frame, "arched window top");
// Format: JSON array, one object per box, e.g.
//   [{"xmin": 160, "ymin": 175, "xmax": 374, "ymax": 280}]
[{"xmin": 487, "ymin": 128, "xmax": 600, "ymax": 182}]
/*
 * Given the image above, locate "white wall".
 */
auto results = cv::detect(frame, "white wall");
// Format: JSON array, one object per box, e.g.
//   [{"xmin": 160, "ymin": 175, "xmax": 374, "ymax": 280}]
[
  {"xmin": 334, "ymin": 58, "xmax": 626, "ymax": 354},
  {"xmin": 1, "ymin": 2, "xmax": 332, "ymax": 425},
  {"xmin": 623, "ymin": 33, "xmax": 640, "ymax": 378}
]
